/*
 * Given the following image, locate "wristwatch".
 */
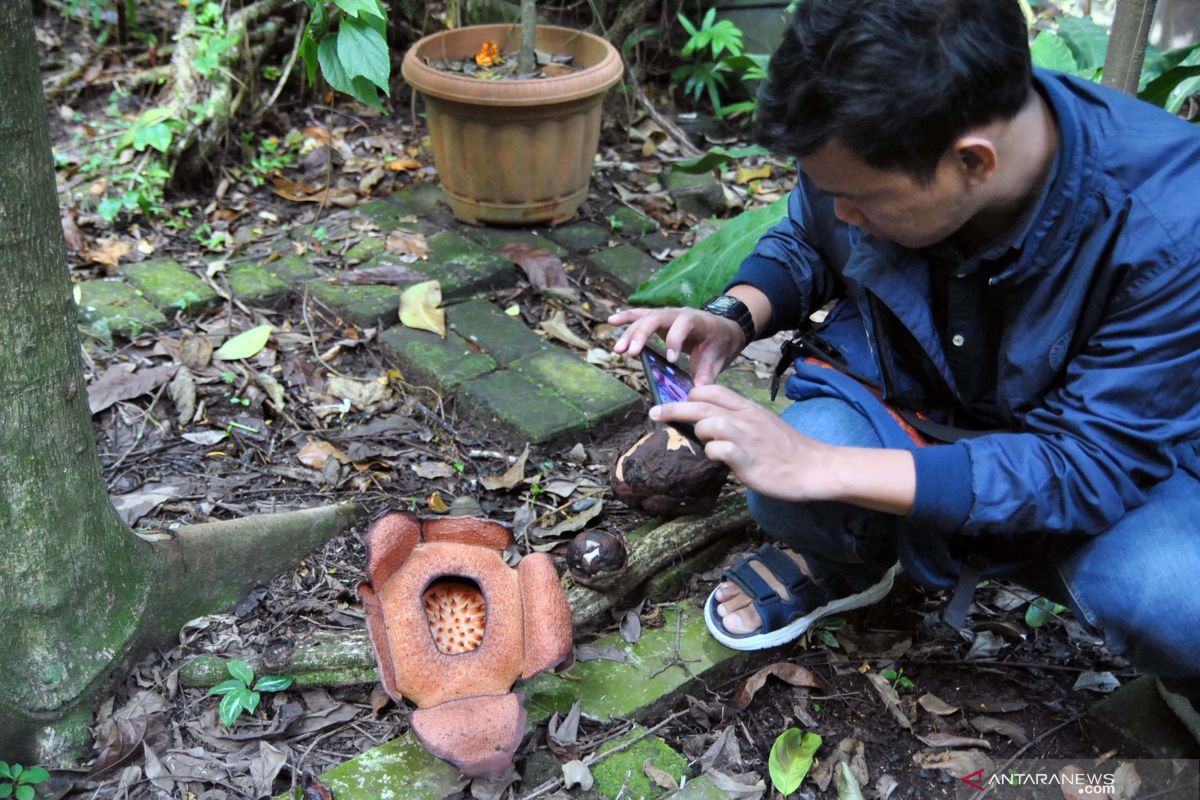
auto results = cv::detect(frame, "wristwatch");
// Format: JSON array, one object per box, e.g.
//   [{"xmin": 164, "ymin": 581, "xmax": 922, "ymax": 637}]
[{"xmin": 702, "ymin": 295, "xmax": 756, "ymax": 345}]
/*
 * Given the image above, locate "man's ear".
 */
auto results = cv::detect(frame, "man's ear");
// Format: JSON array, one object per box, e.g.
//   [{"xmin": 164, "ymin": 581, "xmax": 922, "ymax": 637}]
[{"xmin": 953, "ymin": 136, "xmax": 997, "ymax": 185}]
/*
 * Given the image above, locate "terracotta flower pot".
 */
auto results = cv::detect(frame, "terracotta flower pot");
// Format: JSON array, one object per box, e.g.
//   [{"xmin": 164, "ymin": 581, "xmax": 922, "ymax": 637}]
[{"xmin": 402, "ymin": 24, "xmax": 623, "ymax": 225}]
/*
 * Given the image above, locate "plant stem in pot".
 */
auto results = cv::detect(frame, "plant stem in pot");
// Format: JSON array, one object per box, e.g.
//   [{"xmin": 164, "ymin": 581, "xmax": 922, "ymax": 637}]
[{"xmin": 519, "ymin": 0, "xmax": 537, "ymax": 75}]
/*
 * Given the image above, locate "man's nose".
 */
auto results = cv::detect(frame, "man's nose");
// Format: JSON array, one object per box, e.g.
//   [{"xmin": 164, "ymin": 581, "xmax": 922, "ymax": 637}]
[{"xmin": 833, "ymin": 197, "xmax": 865, "ymax": 227}]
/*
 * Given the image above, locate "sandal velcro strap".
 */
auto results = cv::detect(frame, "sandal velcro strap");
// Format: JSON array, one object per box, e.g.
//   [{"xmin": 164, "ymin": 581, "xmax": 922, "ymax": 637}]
[{"xmin": 722, "ymin": 545, "xmax": 828, "ymax": 632}]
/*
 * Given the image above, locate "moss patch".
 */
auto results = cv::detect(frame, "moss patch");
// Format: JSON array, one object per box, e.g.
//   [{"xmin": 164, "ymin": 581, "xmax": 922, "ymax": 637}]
[
  {"xmin": 592, "ymin": 727, "xmax": 688, "ymax": 800},
  {"xmin": 121, "ymin": 258, "xmax": 219, "ymax": 313},
  {"xmin": 511, "ymin": 349, "xmax": 641, "ymax": 423},
  {"xmin": 76, "ymin": 279, "xmax": 168, "ymax": 340}
]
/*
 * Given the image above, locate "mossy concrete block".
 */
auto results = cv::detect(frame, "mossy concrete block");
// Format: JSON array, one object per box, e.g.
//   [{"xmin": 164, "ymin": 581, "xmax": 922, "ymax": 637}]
[
  {"xmin": 308, "ymin": 282, "xmax": 401, "ymax": 328},
  {"xmin": 343, "ymin": 235, "xmax": 387, "ymax": 262},
  {"xmin": 1085, "ymin": 675, "xmax": 1200, "ymax": 758},
  {"xmin": 448, "ymin": 298, "xmax": 549, "ymax": 366},
  {"xmin": 265, "ymin": 254, "xmax": 318, "ymax": 285},
  {"xmin": 548, "ymin": 221, "xmax": 611, "ymax": 252},
  {"xmin": 457, "ymin": 369, "xmax": 586, "ymax": 444},
  {"xmin": 274, "ymin": 733, "xmax": 465, "ymax": 800},
  {"xmin": 353, "ymin": 199, "xmax": 421, "ymax": 233},
  {"xmin": 511, "ymin": 349, "xmax": 641, "ymax": 425},
  {"xmin": 379, "ymin": 325, "xmax": 497, "ymax": 389},
  {"xmin": 384, "ymin": 183, "xmax": 447, "ymax": 218},
  {"xmin": 591, "ymin": 726, "xmax": 688, "ymax": 800},
  {"xmin": 76, "ymin": 279, "xmax": 168, "ymax": 339},
  {"xmin": 588, "ymin": 245, "xmax": 663, "ymax": 293},
  {"xmin": 460, "ymin": 227, "xmax": 567, "ymax": 258},
  {"xmin": 121, "ymin": 258, "xmax": 219, "ymax": 314},
  {"xmin": 664, "ymin": 169, "xmax": 727, "ymax": 218},
  {"xmin": 717, "ymin": 367, "xmax": 791, "ymax": 415},
  {"xmin": 226, "ymin": 261, "xmax": 288, "ymax": 305},
  {"xmin": 422, "ymin": 231, "xmax": 517, "ymax": 298},
  {"xmin": 606, "ymin": 206, "xmax": 658, "ymax": 236},
  {"xmin": 522, "ymin": 606, "xmax": 737, "ymax": 723}
]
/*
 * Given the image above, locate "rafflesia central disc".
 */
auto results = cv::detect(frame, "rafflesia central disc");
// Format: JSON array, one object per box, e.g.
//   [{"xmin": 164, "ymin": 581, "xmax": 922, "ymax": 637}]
[{"xmin": 423, "ymin": 579, "xmax": 486, "ymax": 655}]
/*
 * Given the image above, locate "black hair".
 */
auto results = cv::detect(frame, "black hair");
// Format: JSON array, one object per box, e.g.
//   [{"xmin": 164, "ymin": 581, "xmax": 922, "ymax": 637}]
[{"xmin": 755, "ymin": 0, "xmax": 1032, "ymax": 182}]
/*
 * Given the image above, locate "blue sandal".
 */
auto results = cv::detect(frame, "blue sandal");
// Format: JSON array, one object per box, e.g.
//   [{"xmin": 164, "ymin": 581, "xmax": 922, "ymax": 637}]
[{"xmin": 704, "ymin": 544, "xmax": 901, "ymax": 651}]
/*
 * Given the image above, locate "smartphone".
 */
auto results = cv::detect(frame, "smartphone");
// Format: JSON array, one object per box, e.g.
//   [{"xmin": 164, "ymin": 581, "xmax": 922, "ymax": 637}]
[{"xmin": 640, "ymin": 347, "xmax": 695, "ymax": 406}]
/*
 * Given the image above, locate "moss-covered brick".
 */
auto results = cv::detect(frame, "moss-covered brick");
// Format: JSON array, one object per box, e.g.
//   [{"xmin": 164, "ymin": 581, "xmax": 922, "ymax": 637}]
[
  {"xmin": 511, "ymin": 349, "xmax": 641, "ymax": 425},
  {"xmin": 716, "ymin": 367, "xmax": 791, "ymax": 415},
  {"xmin": 121, "ymin": 258, "xmax": 219, "ymax": 314},
  {"xmin": 460, "ymin": 228, "xmax": 568, "ymax": 258},
  {"xmin": 591, "ymin": 727, "xmax": 688, "ymax": 800},
  {"xmin": 587, "ymin": 245, "xmax": 663, "ymax": 293},
  {"xmin": 379, "ymin": 325, "xmax": 496, "ymax": 389},
  {"xmin": 548, "ymin": 220, "xmax": 611, "ymax": 252},
  {"xmin": 226, "ymin": 261, "xmax": 288, "ymax": 305},
  {"xmin": 267, "ymin": 254, "xmax": 318, "ymax": 285},
  {"xmin": 274, "ymin": 733, "xmax": 464, "ymax": 800},
  {"xmin": 606, "ymin": 206, "xmax": 657, "ymax": 236},
  {"xmin": 76, "ymin": 279, "xmax": 168, "ymax": 340},
  {"xmin": 290, "ymin": 214, "xmax": 359, "ymax": 244},
  {"xmin": 384, "ymin": 183, "xmax": 446, "ymax": 218},
  {"xmin": 352, "ymin": 199, "xmax": 421, "ymax": 234},
  {"xmin": 664, "ymin": 169, "xmax": 727, "ymax": 218},
  {"xmin": 308, "ymin": 282, "xmax": 401, "ymax": 328},
  {"xmin": 447, "ymin": 298, "xmax": 549, "ymax": 366},
  {"xmin": 421, "ymin": 231, "xmax": 516, "ymax": 299},
  {"xmin": 343, "ymin": 235, "xmax": 387, "ymax": 262},
  {"xmin": 456, "ymin": 369, "xmax": 586, "ymax": 444}
]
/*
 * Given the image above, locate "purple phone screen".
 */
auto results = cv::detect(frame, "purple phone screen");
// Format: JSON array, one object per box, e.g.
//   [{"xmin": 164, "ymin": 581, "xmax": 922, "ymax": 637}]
[{"xmin": 644, "ymin": 351, "xmax": 694, "ymax": 404}]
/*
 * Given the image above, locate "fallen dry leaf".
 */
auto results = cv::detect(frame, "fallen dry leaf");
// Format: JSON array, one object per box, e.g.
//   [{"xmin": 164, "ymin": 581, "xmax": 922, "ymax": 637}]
[
  {"xmin": 918, "ymin": 693, "xmax": 959, "ymax": 716},
  {"xmin": 168, "ymin": 366, "xmax": 196, "ymax": 425},
  {"xmin": 916, "ymin": 732, "xmax": 991, "ymax": 750},
  {"xmin": 399, "ymin": 280, "xmax": 445, "ymax": 337},
  {"xmin": 88, "ymin": 364, "xmax": 178, "ymax": 415},
  {"xmin": 644, "ymin": 760, "xmax": 679, "ymax": 791},
  {"xmin": 297, "ymin": 440, "xmax": 351, "ymax": 469},
  {"xmin": 62, "ymin": 208, "xmax": 86, "ymax": 251},
  {"xmin": 481, "ymin": 443, "xmax": 529, "ymax": 491},
  {"xmin": 386, "ymin": 157, "xmax": 423, "ymax": 171},
  {"xmin": 911, "ymin": 748, "xmax": 994, "ymax": 780},
  {"xmin": 544, "ymin": 498, "xmax": 604, "ymax": 537},
  {"xmin": 271, "ymin": 175, "xmax": 356, "ymax": 206},
  {"xmin": 730, "ymin": 662, "xmax": 821, "ymax": 710},
  {"xmin": 412, "ymin": 461, "xmax": 457, "ymax": 480},
  {"xmin": 865, "ymin": 672, "xmax": 912, "ymax": 729},
  {"xmin": 326, "ymin": 375, "xmax": 393, "ymax": 411},
  {"xmin": 969, "ymin": 715, "xmax": 1030, "ymax": 745},
  {"xmin": 538, "ymin": 310, "xmax": 590, "ymax": 350},
  {"xmin": 427, "ymin": 491, "xmax": 450, "ymax": 513},
  {"xmin": 384, "ymin": 229, "xmax": 430, "ymax": 260},
  {"xmin": 86, "ymin": 238, "xmax": 132, "ymax": 269},
  {"xmin": 735, "ymin": 163, "xmax": 773, "ymax": 184},
  {"xmin": 501, "ymin": 243, "xmax": 570, "ymax": 289}
]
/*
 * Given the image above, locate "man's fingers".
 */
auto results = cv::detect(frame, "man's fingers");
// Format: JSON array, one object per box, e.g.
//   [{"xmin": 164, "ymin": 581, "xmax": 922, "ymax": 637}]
[
  {"xmin": 662, "ymin": 316, "xmax": 697, "ymax": 363},
  {"xmin": 687, "ymin": 382, "xmax": 753, "ymax": 409}
]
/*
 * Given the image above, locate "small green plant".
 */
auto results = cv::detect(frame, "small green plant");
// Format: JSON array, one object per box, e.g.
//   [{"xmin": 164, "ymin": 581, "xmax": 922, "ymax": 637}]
[
  {"xmin": 606, "ymin": 213, "xmax": 625, "ymax": 232},
  {"xmin": 768, "ymin": 728, "xmax": 822, "ymax": 797},
  {"xmin": 0, "ymin": 762, "xmax": 50, "ymax": 800},
  {"xmin": 1025, "ymin": 597, "xmax": 1068, "ymax": 628},
  {"xmin": 299, "ymin": 0, "xmax": 391, "ymax": 110},
  {"xmin": 671, "ymin": 10, "xmax": 770, "ymax": 118},
  {"xmin": 208, "ymin": 659, "xmax": 294, "ymax": 728},
  {"xmin": 239, "ymin": 130, "xmax": 304, "ymax": 186},
  {"xmin": 881, "ymin": 666, "xmax": 915, "ymax": 690},
  {"xmin": 811, "ymin": 615, "xmax": 846, "ymax": 649}
]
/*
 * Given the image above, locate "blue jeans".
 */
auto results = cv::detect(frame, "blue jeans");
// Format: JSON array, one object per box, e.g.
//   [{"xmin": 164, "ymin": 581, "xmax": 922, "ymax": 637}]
[{"xmin": 748, "ymin": 397, "xmax": 1200, "ymax": 698}]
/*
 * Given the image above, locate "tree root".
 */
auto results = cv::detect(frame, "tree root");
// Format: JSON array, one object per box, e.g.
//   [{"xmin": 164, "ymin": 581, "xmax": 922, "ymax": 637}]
[{"xmin": 176, "ymin": 496, "xmax": 751, "ymax": 689}]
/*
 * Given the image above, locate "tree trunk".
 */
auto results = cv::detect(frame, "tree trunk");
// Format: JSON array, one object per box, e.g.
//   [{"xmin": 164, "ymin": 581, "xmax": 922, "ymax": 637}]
[
  {"xmin": 518, "ymin": 0, "xmax": 537, "ymax": 76},
  {"xmin": 1102, "ymin": 0, "xmax": 1159, "ymax": 95},
  {"xmin": 0, "ymin": 1, "xmax": 364, "ymax": 762}
]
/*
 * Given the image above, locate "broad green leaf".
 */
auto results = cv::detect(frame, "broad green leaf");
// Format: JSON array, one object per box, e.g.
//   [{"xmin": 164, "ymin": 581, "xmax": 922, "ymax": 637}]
[
  {"xmin": 768, "ymin": 729, "xmax": 822, "ymax": 796},
  {"xmin": 1140, "ymin": 64, "xmax": 1200, "ymax": 110},
  {"xmin": 254, "ymin": 674, "xmax": 295, "ymax": 692},
  {"xmin": 1030, "ymin": 32, "xmax": 1079, "ymax": 73},
  {"xmin": 630, "ymin": 195, "xmax": 789, "ymax": 308},
  {"xmin": 6, "ymin": 769, "xmax": 18, "ymax": 782},
  {"xmin": 836, "ymin": 761, "xmax": 866, "ymax": 800},
  {"xmin": 300, "ymin": 29, "xmax": 319, "ymax": 86},
  {"xmin": 1025, "ymin": 597, "xmax": 1067, "ymax": 628},
  {"xmin": 0, "ymin": 763, "xmax": 10, "ymax": 779},
  {"xmin": 317, "ymin": 35, "xmax": 354, "ymax": 94},
  {"xmin": 133, "ymin": 122, "xmax": 173, "ymax": 153},
  {"xmin": 0, "ymin": 784, "xmax": 10, "ymax": 799},
  {"xmin": 1057, "ymin": 16, "xmax": 1109, "ymax": 71},
  {"xmin": 226, "ymin": 658, "xmax": 255, "ymax": 686},
  {"xmin": 98, "ymin": 197, "xmax": 124, "ymax": 223},
  {"xmin": 333, "ymin": 0, "xmax": 385, "ymax": 20},
  {"xmin": 338, "ymin": 17, "xmax": 390, "ymax": 94},
  {"xmin": 349, "ymin": 75, "xmax": 385, "ymax": 111},
  {"xmin": 213, "ymin": 324, "xmax": 273, "ymax": 360},
  {"xmin": 237, "ymin": 687, "xmax": 261, "ymax": 714},
  {"xmin": 208, "ymin": 678, "xmax": 245, "ymax": 696},
  {"xmin": 218, "ymin": 690, "xmax": 244, "ymax": 727},
  {"xmin": 14, "ymin": 787, "xmax": 32, "ymax": 800},
  {"xmin": 18, "ymin": 769, "xmax": 47, "ymax": 786}
]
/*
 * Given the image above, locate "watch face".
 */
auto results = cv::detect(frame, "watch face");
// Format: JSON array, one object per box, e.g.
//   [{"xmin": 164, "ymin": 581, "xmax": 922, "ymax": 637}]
[{"xmin": 708, "ymin": 296, "xmax": 738, "ymax": 314}]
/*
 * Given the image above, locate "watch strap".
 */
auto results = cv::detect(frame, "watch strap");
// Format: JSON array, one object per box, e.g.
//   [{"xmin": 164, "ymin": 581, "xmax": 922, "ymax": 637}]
[{"xmin": 702, "ymin": 295, "xmax": 756, "ymax": 345}]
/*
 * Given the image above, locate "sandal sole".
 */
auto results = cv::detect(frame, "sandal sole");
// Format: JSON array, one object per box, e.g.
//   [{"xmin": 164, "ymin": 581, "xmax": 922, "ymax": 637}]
[{"xmin": 704, "ymin": 561, "xmax": 902, "ymax": 651}]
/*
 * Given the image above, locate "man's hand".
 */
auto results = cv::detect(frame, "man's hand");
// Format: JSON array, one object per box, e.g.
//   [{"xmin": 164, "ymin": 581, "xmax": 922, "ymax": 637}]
[
  {"xmin": 651, "ymin": 384, "xmax": 918, "ymax": 515},
  {"xmin": 608, "ymin": 307, "xmax": 745, "ymax": 386}
]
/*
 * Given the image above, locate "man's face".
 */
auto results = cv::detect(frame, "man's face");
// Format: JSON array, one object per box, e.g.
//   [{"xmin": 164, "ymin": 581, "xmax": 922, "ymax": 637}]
[{"xmin": 798, "ymin": 142, "xmax": 981, "ymax": 249}]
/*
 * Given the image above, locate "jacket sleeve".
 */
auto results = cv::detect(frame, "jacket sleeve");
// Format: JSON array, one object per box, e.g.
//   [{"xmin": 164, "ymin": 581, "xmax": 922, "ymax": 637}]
[
  {"xmin": 909, "ymin": 245, "xmax": 1200, "ymax": 537},
  {"xmin": 726, "ymin": 174, "xmax": 844, "ymax": 336}
]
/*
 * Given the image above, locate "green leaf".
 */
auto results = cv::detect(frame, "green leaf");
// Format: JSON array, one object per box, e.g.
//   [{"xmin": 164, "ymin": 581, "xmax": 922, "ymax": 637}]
[
  {"xmin": 0, "ymin": 785, "xmax": 10, "ymax": 799},
  {"xmin": 226, "ymin": 658, "xmax": 255, "ymax": 686},
  {"xmin": 1056, "ymin": 16, "xmax": 1109, "ymax": 72},
  {"xmin": 674, "ymin": 145, "xmax": 767, "ymax": 174},
  {"xmin": 218, "ymin": 690, "xmax": 244, "ymax": 727},
  {"xmin": 253, "ymin": 674, "xmax": 295, "ymax": 692},
  {"xmin": 677, "ymin": 12, "xmax": 697, "ymax": 37},
  {"xmin": 21, "ymin": 769, "xmax": 48, "ymax": 786},
  {"xmin": 835, "ymin": 760, "xmax": 866, "ymax": 800},
  {"xmin": 300, "ymin": 29, "xmax": 319, "ymax": 86},
  {"xmin": 133, "ymin": 122, "xmax": 173, "ymax": 153},
  {"xmin": 208, "ymin": 678, "xmax": 246, "ymax": 696},
  {"xmin": 237, "ymin": 687, "xmax": 261, "ymax": 715},
  {"xmin": 768, "ymin": 729, "xmax": 822, "ymax": 796},
  {"xmin": 630, "ymin": 195, "xmax": 789, "ymax": 307},
  {"xmin": 13, "ymin": 787, "xmax": 31, "ymax": 800},
  {"xmin": 213, "ymin": 324, "xmax": 273, "ymax": 361},
  {"xmin": 1030, "ymin": 31, "xmax": 1079, "ymax": 73},
  {"xmin": 1025, "ymin": 597, "xmax": 1067, "ymax": 628},
  {"xmin": 0, "ymin": 763, "xmax": 10, "ymax": 780},
  {"xmin": 349, "ymin": 76, "xmax": 385, "ymax": 111},
  {"xmin": 318, "ymin": 35, "xmax": 354, "ymax": 94},
  {"xmin": 1140, "ymin": 64, "xmax": 1200, "ymax": 110},
  {"xmin": 6, "ymin": 769, "xmax": 18, "ymax": 782},
  {"xmin": 337, "ymin": 16, "xmax": 390, "ymax": 94},
  {"xmin": 333, "ymin": 0, "xmax": 385, "ymax": 20}
]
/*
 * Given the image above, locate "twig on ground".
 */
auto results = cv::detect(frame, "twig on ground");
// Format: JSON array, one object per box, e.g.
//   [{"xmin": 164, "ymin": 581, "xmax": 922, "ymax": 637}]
[
  {"xmin": 969, "ymin": 710, "xmax": 1088, "ymax": 800},
  {"xmin": 628, "ymin": 70, "xmax": 703, "ymax": 159}
]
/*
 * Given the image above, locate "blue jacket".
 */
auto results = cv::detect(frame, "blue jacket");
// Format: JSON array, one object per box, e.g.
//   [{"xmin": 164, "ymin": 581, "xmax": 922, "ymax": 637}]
[{"xmin": 731, "ymin": 70, "xmax": 1200, "ymax": 563}]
